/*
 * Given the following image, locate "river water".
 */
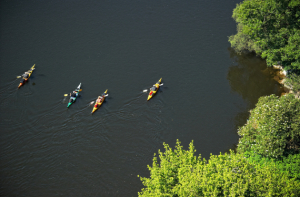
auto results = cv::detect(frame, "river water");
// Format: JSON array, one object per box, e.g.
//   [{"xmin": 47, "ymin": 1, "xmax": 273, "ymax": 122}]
[{"xmin": 0, "ymin": 0, "xmax": 283, "ymax": 196}]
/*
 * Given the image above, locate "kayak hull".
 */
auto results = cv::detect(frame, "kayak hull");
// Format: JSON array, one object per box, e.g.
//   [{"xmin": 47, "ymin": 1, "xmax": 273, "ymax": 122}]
[
  {"xmin": 18, "ymin": 64, "xmax": 35, "ymax": 88},
  {"xmin": 67, "ymin": 83, "xmax": 81, "ymax": 108},
  {"xmin": 92, "ymin": 89, "xmax": 108, "ymax": 114},
  {"xmin": 147, "ymin": 78, "xmax": 162, "ymax": 101}
]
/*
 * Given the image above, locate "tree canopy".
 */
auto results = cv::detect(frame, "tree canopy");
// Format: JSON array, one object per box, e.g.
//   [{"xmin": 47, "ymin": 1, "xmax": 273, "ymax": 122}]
[
  {"xmin": 285, "ymin": 73, "xmax": 300, "ymax": 92},
  {"xmin": 229, "ymin": 0, "xmax": 300, "ymax": 70},
  {"xmin": 238, "ymin": 94, "xmax": 300, "ymax": 157},
  {"xmin": 138, "ymin": 140, "xmax": 300, "ymax": 196},
  {"xmin": 238, "ymin": 94, "xmax": 300, "ymax": 158}
]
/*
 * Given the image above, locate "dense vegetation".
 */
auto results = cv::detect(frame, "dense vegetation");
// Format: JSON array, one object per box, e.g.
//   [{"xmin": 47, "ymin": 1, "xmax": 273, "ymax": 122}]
[
  {"xmin": 285, "ymin": 73, "xmax": 300, "ymax": 92},
  {"xmin": 138, "ymin": 88, "xmax": 300, "ymax": 196},
  {"xmin": 238, "ymin": 94, "xmax": 300, "ymax": 158},
  {"xmin": 228, "ymin": 0, "xmax": 300, "ymax": 70},
  {"xmin": 138, "ymin": 97, "xmax": 300, "ymax": 196},
  {"xmin": 138, "ymin": 94, "xmax": 300, "ymax": 196},
  {"xmin": 138, "ymin": 140, "xmax": 300, "ymax": 196}
]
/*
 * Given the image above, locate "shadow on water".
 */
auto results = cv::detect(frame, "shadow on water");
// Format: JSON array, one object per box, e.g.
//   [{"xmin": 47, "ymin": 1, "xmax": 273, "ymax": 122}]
[{"xmin": 227, "ymin": 47, "xmax": 284, "ymax": 136}]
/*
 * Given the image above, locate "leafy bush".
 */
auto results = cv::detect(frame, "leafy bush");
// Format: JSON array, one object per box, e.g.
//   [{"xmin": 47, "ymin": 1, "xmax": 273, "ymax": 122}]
[
  {"xmin": 244, "ymin": 151, "xmax": 300, "ymax": 180},
  {"xmin": 285, "ymin": 73, "xmax": 300, "ymax": 92},
  {"xmin": 138, "ymin": 140, "xmax": 300, "ymax": 196},
  {"xmin": 229, "ymin": 0, "xmax": 300, "ymax": 70},
  {"xmin": 238, "ymin": 94, "xmax": 300, "ymax": 158}
]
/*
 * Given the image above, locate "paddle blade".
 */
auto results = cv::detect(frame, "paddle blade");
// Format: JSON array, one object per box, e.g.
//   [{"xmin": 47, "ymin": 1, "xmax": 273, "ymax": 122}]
[
  {"xmin": 79, "ymin": 89, "xmax": 82, "ymax": 92},
  {"xmin": 90, "ymin": 101, "xmax": 95, "ymax": 105},
  {"xmin": 159, "ymin": 83, "xmax": 164, "ymax": 86},
  {"xmin": 143, "ymin": 89, "xmax": 148, "ymax": 93},
  {"xmin": 104, "ymin": 94, "xmax": 109, "ymax": 97},
  {"xmin": 17, "ymin": 76, "xmax": 21, "ymax": 78},
  {"xmin": 64, "ymin": 94, "xmax": 68, "ymax": 96}
]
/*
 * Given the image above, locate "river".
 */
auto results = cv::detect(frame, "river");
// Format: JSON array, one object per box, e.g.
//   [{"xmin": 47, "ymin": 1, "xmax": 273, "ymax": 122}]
[{"xmin": 0, "ymin": 0, "xmax": 282, "ymax": 196}]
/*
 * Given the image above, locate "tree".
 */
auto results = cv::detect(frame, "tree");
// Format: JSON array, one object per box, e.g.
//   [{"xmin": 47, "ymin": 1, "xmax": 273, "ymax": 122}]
[
  {"xmin": 285, "ymin": 73, "xmax": 300, "ymax": 93},
  {"xmin": 238, "ymin": 94, "xmax": 300, "ymax": 158},
  {"xmin": 229, "ymin": 0, "xmax": 300, "ymax": 70},
  {"xmin": 138, "ymin": 140, "xmax": 300, "ymax": 196}
]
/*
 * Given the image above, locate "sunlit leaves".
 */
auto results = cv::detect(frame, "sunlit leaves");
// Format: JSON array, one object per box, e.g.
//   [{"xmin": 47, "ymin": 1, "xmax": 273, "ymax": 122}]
[
  {"xmin": 285, "ymin": 73, "xmax": 300, "ymax": 92},
  {"xmin": 138, "ymin": 141, "xmax": 300, "ymax": 196},
  {"xmin": 229, "ymin": 0, "xmax": 300, "ymax": 70},
  {"xmin": 238, "ymin": 94, "xmax": 300, "ymax": 158}
]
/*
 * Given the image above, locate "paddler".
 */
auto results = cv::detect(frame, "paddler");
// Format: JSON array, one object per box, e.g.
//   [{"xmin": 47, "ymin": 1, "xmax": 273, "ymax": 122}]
[
  {"xmin": 70, "ymin": 91, "xmax": 78, "ymax": 98},
  {"xmin": 69, "ymin": 91, "xmax": 78, "ymax": 102},
  {"xmin": 97, "ymin": 96, "xmax": 103, "ymax": 103},
  {"xmin": 22, "ymin": 72, "xmax": 30, "ymax": 79},
  {"xmin": 19, "ymin": 71, "xmax": 30, "ymax": 84},
  {"xmin": 150, "ymin": 85, "xmax": 157, "ymax": 91},
  {"xmin": 94, "ymin": 96, "xmax": 103, "ymax": 107}
]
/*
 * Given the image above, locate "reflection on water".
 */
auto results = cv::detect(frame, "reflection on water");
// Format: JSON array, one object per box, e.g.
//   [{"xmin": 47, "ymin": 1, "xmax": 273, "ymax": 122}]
[{"xmin": 227, "ymin": 48, "xmax": 284, "ymax": 130}]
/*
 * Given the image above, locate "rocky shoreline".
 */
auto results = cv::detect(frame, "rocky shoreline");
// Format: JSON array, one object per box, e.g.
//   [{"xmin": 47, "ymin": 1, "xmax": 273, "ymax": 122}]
[{"xmin": 272, "ymin": 65, "xmax": 300, "ymax": 99}]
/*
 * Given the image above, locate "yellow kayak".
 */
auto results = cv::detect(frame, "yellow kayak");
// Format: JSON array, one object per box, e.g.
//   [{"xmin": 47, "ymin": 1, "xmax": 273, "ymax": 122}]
[
  {"xmin": 92, "ymin": 89, "xmax": 108, "ymax": 114},
  {"xmin": 18, "ymin": 64, "xmax": 35, "ymax": 88},
  {"xmin": 147, "ymin": 78, "xmax": 162, "ymax": 101}
]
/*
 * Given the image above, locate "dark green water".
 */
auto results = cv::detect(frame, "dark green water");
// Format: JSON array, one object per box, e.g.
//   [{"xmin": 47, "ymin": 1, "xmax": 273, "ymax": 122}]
[{"xmin": 0, "ymin": 0, "xmax": 282, "ymax": 196}]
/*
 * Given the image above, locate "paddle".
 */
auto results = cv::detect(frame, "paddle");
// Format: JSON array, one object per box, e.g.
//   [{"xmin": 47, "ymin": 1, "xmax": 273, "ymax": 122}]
[
  {"xmin": 89, "ymin": 94, "xmax": 108, "ymax": 105},
  {"xmin": 143, "ymin": 83, "xmax": 163, "ymax": 92},
  {"xmin": 64, "ymin": 89, "xmax": 82, "ymax": 96},
  {"xmin": 17, "ymin": 68, "xmax": 35, "ymax": 78}
]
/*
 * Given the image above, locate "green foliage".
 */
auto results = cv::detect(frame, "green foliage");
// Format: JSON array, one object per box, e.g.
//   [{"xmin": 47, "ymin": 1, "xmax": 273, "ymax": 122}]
[
  {"xmin": 238, "ymin": 94, "xmax": 300, "ymax": 158},
  {"xmin": 285, "ymin": 73, "xmax": 300, "ymax": 92},
  {"xmin": 228, "ymin": 24, "xmax": 262, "ymax": 53},
  {"xmin": 229, "ymin": 0, "xmax": 300, "ymax": 70},
  {"xmin": 138, "ymin": 140, "xmax": 300, "ymax": 196},
  {"xmin": 278, "ymin": 153, "xmax": 300, "ymax": 180},
  {"xmin": 244, "ymin": 151, "xmax": 300, "ymax": 180},
  {"xmin": 138, "ymin": 140, "xmax": 199, "ymax": 196}
]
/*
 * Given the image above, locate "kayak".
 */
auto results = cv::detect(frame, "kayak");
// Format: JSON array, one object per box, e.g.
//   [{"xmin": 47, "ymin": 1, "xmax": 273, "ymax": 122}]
[
  {"xmin": 147, "ymin": 78, "xmax": 162, "ymax": 101},
  {"xmin": 18, "ymin": 64, "xmax": 35, "ymax": 88},
  {"xmin": 92, "ymin": 89, "xmax": 108, "ymax": 114},
  {"xmin": 67, "ymin": 83, "xmax": 81, "ymax": 108}
]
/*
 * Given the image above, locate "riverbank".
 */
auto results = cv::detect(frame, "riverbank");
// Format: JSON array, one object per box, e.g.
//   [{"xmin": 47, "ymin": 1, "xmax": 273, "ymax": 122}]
[{"xmin": 271, "ymin": 65, "xmax": 300, "ymax": 99}]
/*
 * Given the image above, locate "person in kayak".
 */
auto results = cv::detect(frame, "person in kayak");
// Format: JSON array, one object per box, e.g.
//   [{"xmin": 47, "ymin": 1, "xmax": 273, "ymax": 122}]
[
  {"xmin": 150, "ymin": 86, "xmax": 157, "ymax": 91},
  {"xmin": 20, "ymin": 72, "xmax": 30, "ymax": 84},
  {"xmin": 22, "ymin": 72, "xmax": 30, "ymax": 79},
  {"xmin": 70, "ymin": 91, "xmax": 78, "ymax": 98},
  {"xmin": 69, "ymin": 91, "xmax": 78, "ymax": 103},
  {"xmin": 97, "ymin": 96, "xmax": 103, "ymax": 103},
  {"xmin": 94, "ymin": 96, "xmax": 103, "ymax": 108}
]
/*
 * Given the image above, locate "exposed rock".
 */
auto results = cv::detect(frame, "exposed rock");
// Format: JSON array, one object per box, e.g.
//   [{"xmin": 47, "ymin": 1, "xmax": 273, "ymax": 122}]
[
  {"xmin": 274, "ymin": 76, "xmax": 280, "ymax": 81},
  {"xmin": 272, "ymin": 65, "xmax": 299, "ymax": 99},
  {"xmin": 282, "ymin": 86, "xmax": 290, "ymax": 93},
  {"xmin": 273, "ymin": 65, "xmax": 284, "ymax": 70}
]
